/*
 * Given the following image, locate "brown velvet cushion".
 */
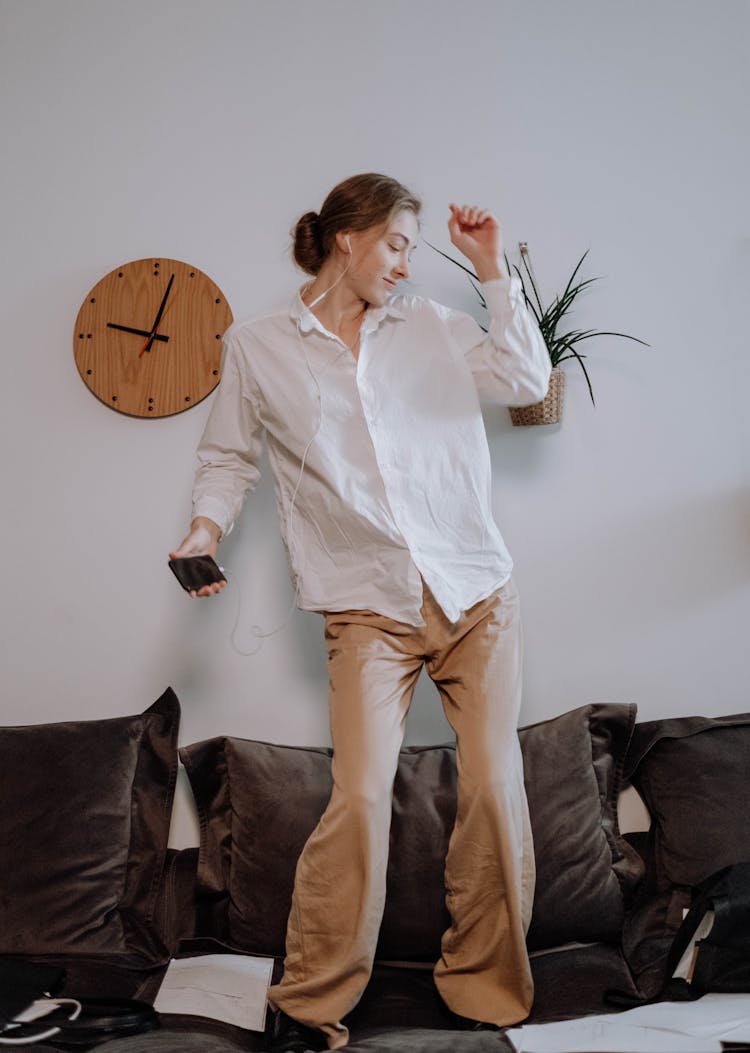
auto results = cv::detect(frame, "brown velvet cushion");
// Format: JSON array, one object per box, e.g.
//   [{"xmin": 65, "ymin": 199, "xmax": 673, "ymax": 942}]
[
  {"xmin": 0, "ymin": 687, "xmax": 179, "ymax": 961},
  {"xmin": 621, "ymin": 713, "xmax": 750, "ymax": 996},
  {"xmin": 181, "ymin": 702, "xmax": 641, "ymax": 960}
]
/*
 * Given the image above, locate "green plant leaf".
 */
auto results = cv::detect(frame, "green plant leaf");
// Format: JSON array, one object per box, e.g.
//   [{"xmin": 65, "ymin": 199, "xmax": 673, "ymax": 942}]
[
  {"xmin": 559, "ymin": 250, "xmax": 592, "ymax": 304},
  {"xmin": 558, "ymin": 328, "xmax": 600, "ymax": 344},
  {"xmin": 469, "ymin": 277, "xmax": 487, "ymax": 310},
  {"xmin": 561, "ymin": 345, "xmax": 596, "ymax": 406},
  {"xmin": 422, "ymin": 240, "xmax": 479, "ymax": 281},
  {"xmin": 547, "ymin": 277, "xmax": 600, "ymax": 329},
  {"xmin": 428, "ymin": 239, "xmax": 649, "ymax": 409},
  {"xmin": 572, "ymin": 330, "xmax": 651, "ymax": 347},
  {"xmin": 519, "ymin": 249, "xmax": 545, "ymax": 317},
  {"xmin": 512, "ymin": 264, "xmax": 542, "ymax": 323}
]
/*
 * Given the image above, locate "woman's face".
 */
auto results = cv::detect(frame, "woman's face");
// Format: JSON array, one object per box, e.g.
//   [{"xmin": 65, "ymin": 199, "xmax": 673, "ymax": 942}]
[{"xmin": 343, "ymin": 208, "xmax": 419, "ymax": 307}]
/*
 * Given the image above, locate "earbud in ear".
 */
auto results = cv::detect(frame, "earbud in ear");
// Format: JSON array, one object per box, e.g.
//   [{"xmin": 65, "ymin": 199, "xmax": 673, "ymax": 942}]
[{"xmin": 345, "ymin": 235, "xmax": 352, "ymax": 253}]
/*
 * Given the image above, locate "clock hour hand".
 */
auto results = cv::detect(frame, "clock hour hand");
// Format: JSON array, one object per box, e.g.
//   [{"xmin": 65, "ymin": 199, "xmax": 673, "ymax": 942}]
[
  {"xmin": 140, "ymin": 273, "xmax": 175, "ymax": 355},
  {"xmin": 107, "ymin": 323, "xmax": 169, "ymax": 343}
]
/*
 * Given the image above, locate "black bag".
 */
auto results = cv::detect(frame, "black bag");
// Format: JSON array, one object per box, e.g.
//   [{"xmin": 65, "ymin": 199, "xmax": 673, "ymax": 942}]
[
  {"xmin": 0, "ymin": 958, "xmax": 66, "ymax": 1025},
  {"xmin": 610, "ymin": 861, "xmax": 750, "ymax": 1006},
  {"xmin": 0, "ymin": 958, "xmax": 159, "ymax": 1047}
]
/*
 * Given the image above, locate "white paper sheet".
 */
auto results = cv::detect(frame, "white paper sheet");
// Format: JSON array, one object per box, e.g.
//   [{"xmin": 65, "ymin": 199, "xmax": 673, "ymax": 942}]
[
  {"xmin": 627, "ymin": 994, "xmax": 750, "ymax": 1038},
  {"xmin": 673, "ymin": 909, "xmax": 715, "ymax": 981},
  {"xmin": 153, "ymin": 953, "xmax": 274, "ymax": 1032},
  {"xmin": 506, "ymin": 993, "xmax": 750, "ymax": 1053}
]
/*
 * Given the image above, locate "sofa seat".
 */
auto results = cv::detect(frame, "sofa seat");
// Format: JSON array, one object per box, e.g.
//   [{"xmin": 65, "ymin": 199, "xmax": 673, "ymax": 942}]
[{"xmin": 28, "ymin": 938, "xmax": 638, "ymax": 1051}]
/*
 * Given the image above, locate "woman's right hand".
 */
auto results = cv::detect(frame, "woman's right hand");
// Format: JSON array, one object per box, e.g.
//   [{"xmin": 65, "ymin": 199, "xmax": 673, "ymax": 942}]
[{"xmin": 169, "ymin": 517, "xmax": 225, "ymax": 597}]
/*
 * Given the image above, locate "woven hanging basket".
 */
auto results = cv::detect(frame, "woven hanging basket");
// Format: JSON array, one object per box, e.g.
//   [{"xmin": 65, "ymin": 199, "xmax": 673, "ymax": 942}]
[{"xmin": 509, "ymin": 366, "xmax": 565, "ymax": 427}]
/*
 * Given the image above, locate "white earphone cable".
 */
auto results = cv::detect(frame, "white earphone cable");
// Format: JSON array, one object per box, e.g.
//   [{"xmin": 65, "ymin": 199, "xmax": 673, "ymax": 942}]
[{"xmin": 228, "ymin": 249, "xmax": 353, "ymax": 656}]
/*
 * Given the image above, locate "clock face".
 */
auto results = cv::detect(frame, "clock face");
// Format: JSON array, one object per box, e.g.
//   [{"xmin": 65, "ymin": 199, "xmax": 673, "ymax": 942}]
[{"xmin": 73, "ymin": 258, "xmax": 233, "ymax": 418}]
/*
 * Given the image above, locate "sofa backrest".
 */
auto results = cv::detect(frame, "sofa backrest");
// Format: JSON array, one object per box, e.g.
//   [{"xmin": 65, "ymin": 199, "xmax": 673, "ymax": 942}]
[{"xmin": 179, "ymin": 703, "xmax": 644, "ymax": 961}]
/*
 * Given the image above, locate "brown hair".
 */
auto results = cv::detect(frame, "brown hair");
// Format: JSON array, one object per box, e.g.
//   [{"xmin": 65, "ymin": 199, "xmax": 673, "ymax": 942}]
[{"xmin": 292, "ymin": 173, "xmax": 421, "ymax": 275}]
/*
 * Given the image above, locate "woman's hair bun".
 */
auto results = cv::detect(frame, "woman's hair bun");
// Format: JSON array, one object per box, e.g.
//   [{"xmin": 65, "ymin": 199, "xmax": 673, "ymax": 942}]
[
  {"xmin": 292, "ymin": 210, "xmax": 325, "ymax": 275},
  {"xmin": 291, "ymin": 175, "xmax": 421, "ymax": 277}
]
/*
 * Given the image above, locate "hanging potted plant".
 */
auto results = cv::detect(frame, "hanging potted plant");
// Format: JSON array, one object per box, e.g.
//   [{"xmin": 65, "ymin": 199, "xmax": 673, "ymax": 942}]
[{"xmin": 428, "ymin": 240, "xmax": 649, "ymax": 425}]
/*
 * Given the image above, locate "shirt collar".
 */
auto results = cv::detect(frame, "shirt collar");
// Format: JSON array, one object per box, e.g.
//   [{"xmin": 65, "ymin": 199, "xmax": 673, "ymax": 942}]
[{"xmin": 290, "ymin": 287, "xmax": 405, "ymax": 335}]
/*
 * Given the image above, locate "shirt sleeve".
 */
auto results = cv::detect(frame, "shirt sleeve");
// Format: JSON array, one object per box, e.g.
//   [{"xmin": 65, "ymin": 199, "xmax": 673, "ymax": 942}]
[
  {"xmin": 444, "ymin": 274, "xmax": 552, "ymax": 406},
  {"xmin": 191, "ymin": 333, "xmax": 264, "ymax": 538}
]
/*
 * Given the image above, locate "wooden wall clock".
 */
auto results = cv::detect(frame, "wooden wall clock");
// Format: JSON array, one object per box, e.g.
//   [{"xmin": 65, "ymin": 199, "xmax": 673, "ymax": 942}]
[{"xmin": 73, "ymin": 258, "xmax": 233, "ymax": 418}]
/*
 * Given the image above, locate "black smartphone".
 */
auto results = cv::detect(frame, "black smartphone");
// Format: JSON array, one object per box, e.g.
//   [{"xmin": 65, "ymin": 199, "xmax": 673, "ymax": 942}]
[{"xmin": 168, "ymin": 555, "xmax": 227, "ymax": 592}]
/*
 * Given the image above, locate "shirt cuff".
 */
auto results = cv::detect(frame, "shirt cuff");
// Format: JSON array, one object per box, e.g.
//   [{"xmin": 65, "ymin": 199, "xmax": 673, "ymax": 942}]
[
  {"xmin": 481, "ymin": 273, "xmax": 525, "ymax": 313},
  {"xmin": 191, "ymin": 496, "xmax": 233, "ymax": 540}
]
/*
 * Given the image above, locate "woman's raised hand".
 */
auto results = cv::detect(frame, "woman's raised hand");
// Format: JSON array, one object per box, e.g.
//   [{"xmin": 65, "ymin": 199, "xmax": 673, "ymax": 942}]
[{"xmin": 447, "ymin": 203, "xmax": 505, "ymax": 282}]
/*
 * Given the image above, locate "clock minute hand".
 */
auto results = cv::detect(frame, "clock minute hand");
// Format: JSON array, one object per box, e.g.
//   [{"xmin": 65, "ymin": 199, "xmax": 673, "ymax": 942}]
[
  {"xmin": 107, "ymin": 323, "xmax": 169, "ymax": 342},
  {"xmin": 140, "ymin": 273, "xmax": 175, "ymax": 356}
]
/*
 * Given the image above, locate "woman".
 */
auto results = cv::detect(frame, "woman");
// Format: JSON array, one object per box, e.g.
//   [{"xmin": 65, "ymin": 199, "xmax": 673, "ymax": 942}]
[{"xmin": 171, "ymin": 173, "xmax": 550, "ymax": 1051}]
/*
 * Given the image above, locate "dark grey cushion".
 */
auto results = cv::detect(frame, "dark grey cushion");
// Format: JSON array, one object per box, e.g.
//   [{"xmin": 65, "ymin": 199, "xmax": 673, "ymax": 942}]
[
  {"xmin": 521, "ymin": 703, "xmax": 642, "ymax": 949},
  {"xmin": 0, "ymin": 688, "xmax": 180, "ymax": 960}
]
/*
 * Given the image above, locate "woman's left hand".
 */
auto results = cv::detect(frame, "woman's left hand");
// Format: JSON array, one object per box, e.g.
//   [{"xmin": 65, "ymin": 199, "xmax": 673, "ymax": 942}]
[{"xmin": 448, "ymin": 203, "xmax": 505, "ymax": 282}]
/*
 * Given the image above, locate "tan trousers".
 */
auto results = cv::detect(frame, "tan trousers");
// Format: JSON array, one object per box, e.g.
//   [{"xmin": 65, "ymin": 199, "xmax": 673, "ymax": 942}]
[{"xmin": 269, "ymin": 579, "xmax": 535, "ymax": 1048}]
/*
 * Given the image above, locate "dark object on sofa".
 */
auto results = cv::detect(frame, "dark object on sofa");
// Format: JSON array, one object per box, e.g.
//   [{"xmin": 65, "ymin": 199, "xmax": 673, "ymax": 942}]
[
  {"xmin": 621, "ymin": 711, "xmax": 750, "ymax": 999},
  {"xmin": 611, "ymin": 860, "xmax": 750, "ymax": 1010},
  {"xmin": 0, "ymin": 957, "xmax": 66, "ymax": 1024},
  {"xmin": 2, "ymin": 690, "xmax": 748, "ymax": 1051}
]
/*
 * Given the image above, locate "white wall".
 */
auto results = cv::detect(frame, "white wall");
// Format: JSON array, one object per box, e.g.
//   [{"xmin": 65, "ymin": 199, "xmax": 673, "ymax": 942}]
[{"xmin": 1, "ymin": 0, "xmax": 748, "ymax": 845}]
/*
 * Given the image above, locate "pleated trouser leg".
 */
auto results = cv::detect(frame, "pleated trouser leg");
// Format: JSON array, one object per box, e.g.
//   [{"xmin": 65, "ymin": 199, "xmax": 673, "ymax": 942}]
[
  {"xmin": 268, "ymin": 578, "xmax": 535, "ymax": 1047},
  {"xmin": 427, "ymin": 578, "xmax": 535, "ymax": 1026},
  {"xmin": 269, "ymin": 605, "xmax": 423, "ymax": 1048}
]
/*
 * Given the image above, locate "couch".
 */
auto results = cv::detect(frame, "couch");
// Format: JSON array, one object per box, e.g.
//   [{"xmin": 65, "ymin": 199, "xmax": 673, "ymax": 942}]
[{"xmin": 2, "ymin": 686, "xmax": 749, "ymax": 1052}]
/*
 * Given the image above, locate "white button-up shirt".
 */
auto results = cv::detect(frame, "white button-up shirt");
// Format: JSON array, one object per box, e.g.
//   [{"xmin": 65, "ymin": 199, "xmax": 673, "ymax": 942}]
[{"xmin": 192, "ymin": 276, "xmax": 550, "ymax": 625}]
